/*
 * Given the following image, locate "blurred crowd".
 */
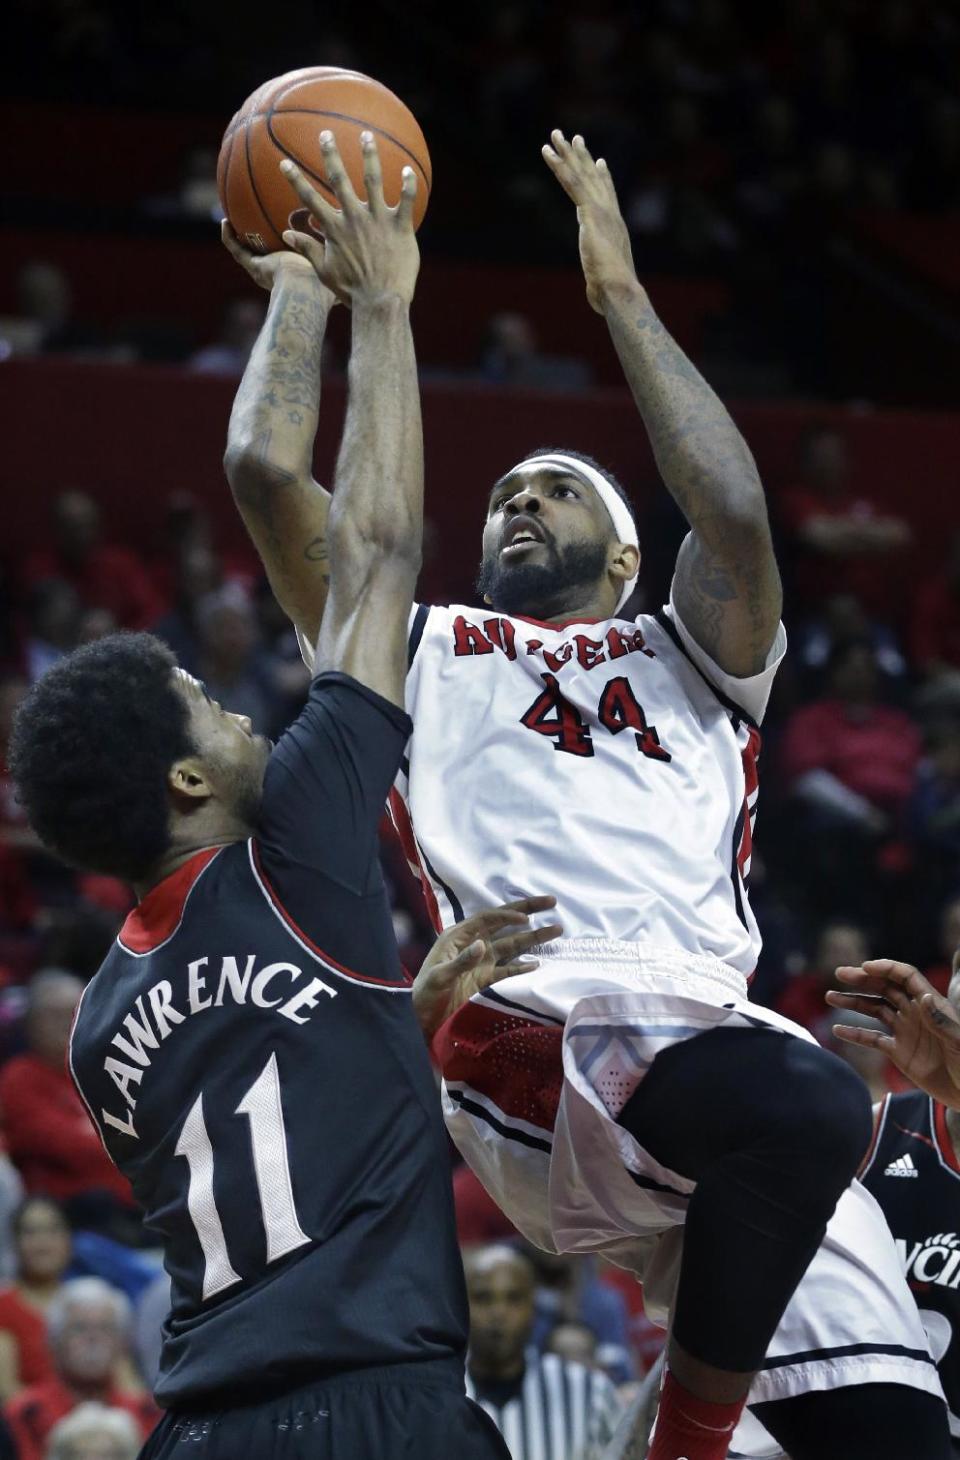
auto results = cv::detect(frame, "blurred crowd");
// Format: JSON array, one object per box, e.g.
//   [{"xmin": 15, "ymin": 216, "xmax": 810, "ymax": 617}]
[
  {"xmin": 4, "ymin": 1, "xmax": 960, "ymax": 394},
  {"xmin": 0, "ymin": 413, "xmax": 955, "ymax": 1452}
]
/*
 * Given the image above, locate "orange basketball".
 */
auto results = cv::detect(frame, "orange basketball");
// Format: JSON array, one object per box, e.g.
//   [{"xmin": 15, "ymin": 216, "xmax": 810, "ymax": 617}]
[{"xmin": 218, "ymin": 67, "xmax": 432, "ymax": 254}]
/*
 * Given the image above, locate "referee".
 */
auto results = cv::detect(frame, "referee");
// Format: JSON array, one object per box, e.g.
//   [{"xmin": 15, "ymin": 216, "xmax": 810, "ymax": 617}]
[{"xmin": 465, "ymin": 1246, "xmax": 622, "ymax": 1460}]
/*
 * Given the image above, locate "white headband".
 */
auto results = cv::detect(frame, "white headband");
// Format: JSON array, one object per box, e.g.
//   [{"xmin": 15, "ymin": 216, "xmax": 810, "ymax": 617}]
[{"xmin": 511, "ymin": 453, "xmax": 639, "ymax": 612}]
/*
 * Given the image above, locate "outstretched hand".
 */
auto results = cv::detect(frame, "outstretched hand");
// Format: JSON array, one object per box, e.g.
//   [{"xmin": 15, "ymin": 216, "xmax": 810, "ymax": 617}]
[
  {"xmin": 542, "ymin": 130, "xmax": 638, "ymax": 314},
  {"xmin": 827, "ymin": 959, "xmax": 960, "ymax": 1110},
  {"xmin": 279, "ymin": 131, "xmax": 420, "ymax": 307},
  {"xmin": 412, "ymin": 896, "xmax": 563, "ymax": 1042}
]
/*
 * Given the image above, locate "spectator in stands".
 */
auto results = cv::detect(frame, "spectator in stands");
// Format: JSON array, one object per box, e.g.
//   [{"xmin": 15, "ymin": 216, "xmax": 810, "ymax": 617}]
[
  {"xmin": 0, "ymin": 972, "xmax": 133, "ymax": 1230},
  {"xmin": 0, "ymin": 676, "xmax": 28, "ymax": 838},
  {"xmin": 23, "ymin": 582, "xmax": 82, "ymax": 684},
  {"xmin": 150, "ymin": 542, "xmax": 223, "ymax": 675},
  {"xmin": 194, "ymin": 584, "xmax": 282, "ymax": 737},
  {"xmin": 912, "ymin": 530, "xmax": 960, "ymax": 687},
  {"xmin": 776, "ymin": 921, "xmax": 870, "ymax": 1040},
  {"xmin": 922, "ymin": 895, "xmax": 960, "ymax": 997},
  {"xmin": 188, "ymin": 298, "xmax": 266, "ymax": 376},
  {"xmin": 464, "ymin": 1246, "xmax": 621, "ymax": 1460},
  {"xmin": 45, "ymin": 1401, "xmax": 140, "ymax": 1460},
  {"xmin": 24, "ymin": 494, "xmax": 160, "ymax": 632},
  {"xmin": 4, "ymin": 1279, "xmax": 156, "ymax": 1460},
  {"xmin": 0, "ymin": 1199, "xmax": 71, "ymax": 1400},
  {"xmin": 780, "ymin": 426, "xmax": 912, "ymax": 617},
  {"xmin": 0, "ymin": 264, "xmax": 72, "ymax": 360},
  {"xmin": 544, "ymin": 1321, "xmax": 599, "ymax": 1369},
  {"xmin": 781, "ymin": 638, "xmax": 922, "ymax": 916},
  {"xmin": 478, "ymin": 312, "xmax": 594, "ymax": 391},
  {"xmin": 524, "ymin": 1247, "xmax": 633, "ymax": 1386},
  {"xmin": 453, "ymin": 1163, "xmax": 517, "ymax": 1247},
  {"xmin": 794, "ymin": 592, "xmax": 906, "ymax": 692},
  {"xmin": 908, "ymin": 721, "xmax": 960, "ymax": 920}
]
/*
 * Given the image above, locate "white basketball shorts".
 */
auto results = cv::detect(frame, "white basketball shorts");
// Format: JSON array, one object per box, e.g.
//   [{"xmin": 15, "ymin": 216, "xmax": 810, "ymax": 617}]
[{"xmin": 437, "ymin": 938, "xmax": 943, "ymax": 1413}]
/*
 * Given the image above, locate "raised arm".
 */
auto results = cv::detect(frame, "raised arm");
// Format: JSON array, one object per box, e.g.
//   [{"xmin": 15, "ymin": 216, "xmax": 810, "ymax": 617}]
[
  {"xmin": 280, "ymin": 131, "xmax": 422, "ymax": 709},
  {"xmin": 543, "ymin": 131, "xmax": 782, "ymax": 678},
  {"xmin": 221, "ymin": 228, "xmax": 335, "ymax": 646}
]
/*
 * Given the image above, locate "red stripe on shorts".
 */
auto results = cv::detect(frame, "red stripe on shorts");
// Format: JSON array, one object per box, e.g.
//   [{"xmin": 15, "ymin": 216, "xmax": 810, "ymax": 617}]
[{"xmin": 435, "ymin": 998, "xmax": 564, "ymax": 1135}]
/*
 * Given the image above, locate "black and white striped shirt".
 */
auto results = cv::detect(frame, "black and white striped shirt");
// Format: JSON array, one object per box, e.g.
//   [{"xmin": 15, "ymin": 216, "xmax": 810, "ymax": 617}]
[{"xmin": 467, "ymin": 1349, "xmax": 623, "ymax": 1460}]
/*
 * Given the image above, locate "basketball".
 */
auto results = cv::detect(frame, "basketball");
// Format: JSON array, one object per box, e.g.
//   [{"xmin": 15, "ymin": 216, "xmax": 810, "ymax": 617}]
[{"xmin": 217, "ymin": 67, "xmax": 432, "ymax": 253}]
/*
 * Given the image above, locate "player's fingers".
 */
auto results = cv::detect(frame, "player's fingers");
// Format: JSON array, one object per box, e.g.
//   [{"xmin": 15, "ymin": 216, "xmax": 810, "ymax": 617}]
[
  {"xmin": 457, "ymin": 911, "xmax": 529, "ymax": 944},
  {"xmin": 318, "ymin": 130, "xmax": 360, "ymax": 211},
  {"xmin": 832, "ymin": 1023, "xmax": 894, "ymax": 1052},
  {"xmin": 572, "ymin": 132, "xmax": 596, "ymax": 165},
  {"xmin": 359, "ymin": 131, "xmax": 385, "ymax": 213},
  {"xmin": 281, "ymin": 229, "xmax": 326, "ymax": 272},
  {"xmin": 596, "ymin": 157, "xmax": 620, "ymax": 202},
  {"xmin": 833, "ymin": 964, "xmax": 926, "ymax": 1001},
  {"xmin": 496, "ymin": 894, "xmax": 558, "ymax": 916},
  {"xmin": 919, "ymin": 990, "xmax": 960, "ymax": 1044},
  {"xmin": 288, "ymin": 207, "xmax": 326, "ymax": 242},
  {"xmin": 550, "ymin": 128, "xmax": 574, "ymax": 159},
  {"xmin": 220, "ymin": 219, "xmax": 242, "ymax": 256},
  {"xmin": 279, "ymin": 160, "xmax": 339, "ymax": 230},
  {"xmin": 474, "ymin": 958, "xmax": 539, "ymax": 992},
  {"xmin": 542, "ymin": 144, "xmax": 581, "ymax": 203},
  {"xmin": 824, "ymin": 991, "xmax": 898, "ymax": 1030},
  {"xmin": 492, "ymin": 923, "xmax": 564, "ymax": 965},
  {"xmin": 860, "ymin": 958, "xmax": 928, "ymax": 993},
  {"xmin": 395, "ymin": 166, "xmax": 418, "ymax": 229},
  {"xmin": 438, "ymin": 940, "xmax": 487, "ymax": 975}
]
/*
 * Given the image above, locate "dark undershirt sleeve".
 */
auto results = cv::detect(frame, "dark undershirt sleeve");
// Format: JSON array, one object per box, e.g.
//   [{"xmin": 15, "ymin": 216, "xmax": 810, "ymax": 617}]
[{"xmin": 255, "ymin": 672, "xmax": 412, "ymax": 898}]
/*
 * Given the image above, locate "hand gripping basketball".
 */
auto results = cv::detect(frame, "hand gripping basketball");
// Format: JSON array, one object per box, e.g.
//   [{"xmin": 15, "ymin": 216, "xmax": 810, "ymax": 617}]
[{"xmin": 280, "ymin": 131, "xmax": 420, "ymax": 307}]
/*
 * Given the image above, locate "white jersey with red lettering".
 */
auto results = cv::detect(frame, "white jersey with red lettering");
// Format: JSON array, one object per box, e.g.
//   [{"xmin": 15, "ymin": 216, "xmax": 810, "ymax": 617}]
[
  {"xmin": 297, "ymin": 599, "xmax": 941, "ymax": 1413},
  {"xmin": 388, "ymin": 594, "xmax": 782, "ymax": 979}
]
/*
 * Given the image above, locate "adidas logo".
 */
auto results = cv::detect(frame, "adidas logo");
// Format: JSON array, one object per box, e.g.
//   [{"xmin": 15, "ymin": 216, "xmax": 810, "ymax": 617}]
[{"xmin": 884, "ymin": 1154, "xmax": 919, "ymax": 1178}]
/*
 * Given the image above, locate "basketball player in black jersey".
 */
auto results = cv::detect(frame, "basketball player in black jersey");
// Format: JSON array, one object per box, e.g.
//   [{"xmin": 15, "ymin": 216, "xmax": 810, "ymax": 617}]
[
  {"xmin": 829, "ymin": 952, "xmax": 960, "ymax": 1452},
  {"xmin": 7, "ymin": 139, "xmax": 559, "ymax": 1459}
]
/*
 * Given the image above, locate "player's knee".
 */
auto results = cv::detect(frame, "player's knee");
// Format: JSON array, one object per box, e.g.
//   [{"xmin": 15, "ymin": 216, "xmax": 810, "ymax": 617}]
[{"xmin": 786, "ymin": 1040, "xmax": 873, "ymax": 1181}]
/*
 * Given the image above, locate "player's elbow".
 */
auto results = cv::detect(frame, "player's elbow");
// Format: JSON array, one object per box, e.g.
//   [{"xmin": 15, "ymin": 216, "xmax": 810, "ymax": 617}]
[
  {"xmin": 327, "ymin": 512, "xmax": 422, "ymax": 578},
  {"xmin": 223, "ymin": 443, "xmax": 297, "ymax": 508}
]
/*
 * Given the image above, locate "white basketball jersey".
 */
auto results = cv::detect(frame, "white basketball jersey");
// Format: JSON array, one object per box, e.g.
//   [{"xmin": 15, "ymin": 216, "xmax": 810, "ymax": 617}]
[{"xmin": 386, "ymin": 595, "xmax": 785, "ymax": 979}]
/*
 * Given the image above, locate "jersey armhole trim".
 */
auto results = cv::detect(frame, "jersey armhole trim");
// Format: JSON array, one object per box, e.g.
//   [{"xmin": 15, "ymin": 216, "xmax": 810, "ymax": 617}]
[
  {"xmin": 67, "ymin": 981, "xmax": 117, "ymax": 1164},
  {"xmin": 933, "ymin": 1099, "xmax": 960, "ymax": 1176},
  {"xmin": 859, "ymin": 1093, "xmax": 890, "ymax": 1179},
  {"xmin": 408, "ymin": 604, "xmax": 430, "ymax": 668},
  {"xmin": 247, "ymin": 839, "xmax": 412, "ymax": 991},
  {"xmin": 654, "ymin": 608, "xmax": 760, "ymax": 731}
]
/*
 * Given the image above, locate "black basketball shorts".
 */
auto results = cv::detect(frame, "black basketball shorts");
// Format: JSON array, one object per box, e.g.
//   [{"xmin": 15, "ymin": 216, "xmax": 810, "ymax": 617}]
[{"xmin": 140, "ymin": 1361, "xmax": 510, "ymax": 1460}]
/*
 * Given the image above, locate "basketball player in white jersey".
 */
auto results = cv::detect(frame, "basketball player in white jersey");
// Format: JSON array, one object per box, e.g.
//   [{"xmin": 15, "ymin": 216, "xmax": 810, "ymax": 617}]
[{"xmin": 221, "ymin": 130, "xmax": 949, "ymax": 1459}]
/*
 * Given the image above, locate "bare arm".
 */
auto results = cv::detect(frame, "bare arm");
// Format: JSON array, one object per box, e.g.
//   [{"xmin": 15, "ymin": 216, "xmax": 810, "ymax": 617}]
[
  {"xmin": 281, "ymin": 132, "xmax": 422, "ymax": 709},
  {"xmin": 221, "ymin": 228, "xmax": 335, "ymax": 645},
  {"xmin": 543, "ymin": 132, "xmax": 781, "ymax": 677}
]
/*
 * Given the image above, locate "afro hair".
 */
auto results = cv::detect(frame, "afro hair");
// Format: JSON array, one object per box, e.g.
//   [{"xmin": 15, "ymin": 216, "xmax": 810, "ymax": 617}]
[{"xmin": 9, "ymin": 633, "xmax": 195, "ymax": 882}]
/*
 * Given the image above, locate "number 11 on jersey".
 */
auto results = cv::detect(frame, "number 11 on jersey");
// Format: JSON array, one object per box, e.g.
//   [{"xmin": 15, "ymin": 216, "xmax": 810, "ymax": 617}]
[{"xmin": 175, "ymin": 1052, "xmax": 310, "ymax": 1300}]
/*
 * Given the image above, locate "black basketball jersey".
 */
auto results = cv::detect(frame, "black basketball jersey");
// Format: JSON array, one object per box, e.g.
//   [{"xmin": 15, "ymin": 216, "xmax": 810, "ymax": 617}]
[
  {"xmin": 69, "ymin": 673, "xmax": 468, "ymax": 1408},
  {"xmin": 861, "ymin": 1090, "xmax": 960, "ymax": 1441}
]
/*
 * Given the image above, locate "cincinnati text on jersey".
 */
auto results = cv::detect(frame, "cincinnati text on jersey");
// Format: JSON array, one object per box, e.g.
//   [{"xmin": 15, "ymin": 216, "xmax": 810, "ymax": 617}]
[{"xmin": 897, "ymin": 1232, "xmax": 960, "ymax": 1289}]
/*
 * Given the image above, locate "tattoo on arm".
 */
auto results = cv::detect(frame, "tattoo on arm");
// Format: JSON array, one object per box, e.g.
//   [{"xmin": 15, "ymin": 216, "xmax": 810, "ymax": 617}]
[
  {"xmin": 603, "ymin": 289, "xmax": 781, "ymax": 670},
  {"xmin": 224, "ymin": 280, "xmax": 333, "ymax": 634}
]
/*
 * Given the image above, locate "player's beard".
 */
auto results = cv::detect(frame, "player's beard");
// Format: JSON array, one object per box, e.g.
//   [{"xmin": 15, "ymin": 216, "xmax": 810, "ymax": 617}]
[{"xmin": 477, "ymin": 536, "xmax": 609, "ymax": 618}]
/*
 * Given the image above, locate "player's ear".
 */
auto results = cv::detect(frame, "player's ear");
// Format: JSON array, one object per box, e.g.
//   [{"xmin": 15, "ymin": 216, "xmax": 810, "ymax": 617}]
[
  {"xmin": 168, "ymin": 758, "xmax": 214, "ymax": 804},
  {"xmin": 610, "ymin": 541, "xmax": 640, "ymax": 585}
]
